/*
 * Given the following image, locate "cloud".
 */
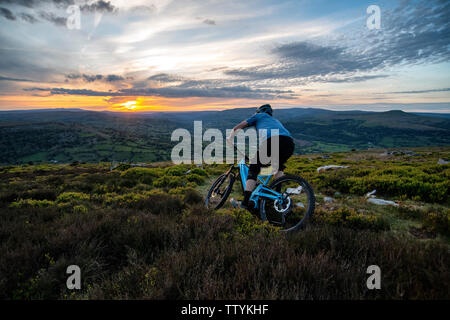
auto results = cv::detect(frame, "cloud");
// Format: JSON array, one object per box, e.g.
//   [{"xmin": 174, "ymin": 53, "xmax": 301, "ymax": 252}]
[
  {"xmin": 0, "ymin": 7, "xmax": 15, "ymax": 20},
  {"xmin": 0, "ymin": 0, "xmax": 34, "ymax": 8},
  {"xmin": 105, "ymin": 74, "xmax": 125, "ymax": 82},
  {"xmin": 19, "ymin": 12, "xmax": 37, "ymax": 23},
  {"xmin": 387, "ymin": 88, "xmax": 450, "ymax": 94},
  {"xmin": 66, "ymin": 73, "xmax": 125, "ymax": 82},
  {"xmin": 316, "ymin": 75, "xmax": 390, "ymax": 83},
  {"xmin": 225, "ymin": 0, "xmax": 450, "ymax": 84},
  {"xmin": 0, "ymin": 1, "xmax": 117, "ymax": 26},
  {"xmin": 147, "ymin": 73, "xmax": 184, "ymax": 83},
  {"xmin": 38, "ymin": 11, "xmax": 66, "ymax": 27},
  {"xmin": 203, "ymin": 19, "xmax": 216, "ymax": 26},
  {"xmin": 25, "ymin": 83, "xmax": 297, "ymax": 100},
  {"xmin": 0, "ymin": 75, "xmax": 33, "ymax": 82},
  {"xmin": 0, "ymin": 0, "xmax": 117, "ymax": 13},
  {"xmin": 80, "ymin": 0, "xmax": 116, "ymax": 13}
]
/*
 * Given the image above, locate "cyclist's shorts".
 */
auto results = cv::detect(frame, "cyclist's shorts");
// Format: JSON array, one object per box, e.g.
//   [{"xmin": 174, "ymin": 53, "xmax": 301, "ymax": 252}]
[{"xmin": 248, "ymin": 135, "xmax": 295, "ymax": 180}]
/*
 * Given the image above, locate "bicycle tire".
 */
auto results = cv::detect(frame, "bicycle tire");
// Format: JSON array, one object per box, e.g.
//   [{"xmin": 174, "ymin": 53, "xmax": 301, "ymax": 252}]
[
  {"xmin": 259, "ymin": 174, "xmax": 315, "ymax": 232},
  {"xmin": 205, "ymin": 173, "xmax": 235, "ymax": 210}
]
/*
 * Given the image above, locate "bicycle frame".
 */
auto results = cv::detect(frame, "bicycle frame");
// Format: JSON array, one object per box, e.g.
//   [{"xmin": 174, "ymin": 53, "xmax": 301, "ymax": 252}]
[{"xmin": 235, "ymin": 158, "xmax": 282, "ymax": 209}]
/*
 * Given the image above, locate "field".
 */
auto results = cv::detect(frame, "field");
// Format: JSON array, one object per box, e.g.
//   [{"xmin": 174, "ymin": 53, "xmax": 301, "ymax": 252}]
[
  {"xmin": 0, "ymin": 147, "xmax": 449, "ymax": 299},
  {"xmin": 1, "ymin": 108, "xmax": 449, "ymax": 164}
]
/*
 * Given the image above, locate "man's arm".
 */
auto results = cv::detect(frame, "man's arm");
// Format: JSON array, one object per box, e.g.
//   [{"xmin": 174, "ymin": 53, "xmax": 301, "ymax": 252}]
[{"xmin": 227, "ymin": 120, "xmax": 248, "ymax": 143}]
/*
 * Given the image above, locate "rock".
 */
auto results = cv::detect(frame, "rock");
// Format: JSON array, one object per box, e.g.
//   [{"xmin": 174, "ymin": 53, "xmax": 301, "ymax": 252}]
[
  {"xmin": 365, "ymin": 190, "xmax": 377, "ymax": 198},
  {"xmin": 383, "ymin": 150, "xmax": 420, "ymax": 156},
  {"xmin": 287, "ymin": 186, "xmax": 303, "ymax": 194},
  {"xmin": 323, "ymin": 196, "xmax": 334, "ymax": 203},
  {"xmin": 317, "ymin": 165, "xmax": 350, "ymax": 173},
  {"xmin": 184, "ymin": 169, "xmax": 191, "ymax": 174},
  {"xmin": 295, "ymin": 202, "xmax": 305, "ymax": 208},
  {"xmin": 334, "ymin": 191, "xmax": 342, "ymax": 198},
  {"xmin": 131, "ymin": 163, "xmax": 151, "ymax": 168},
  {"xmin": 321, "ymin": 155, "xmax": 330, "ymax": 159},
  {"xmin": 367, "ymin": 198, "xmax": 399, "ymax": 207},
  {"xmin": 438, "ymin": 158, "xmax": 449, "ymax": 165}
]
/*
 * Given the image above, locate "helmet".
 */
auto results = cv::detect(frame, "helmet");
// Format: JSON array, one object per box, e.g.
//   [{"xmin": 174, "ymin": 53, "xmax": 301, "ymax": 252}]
[{"xmin": 256, "ymin": 104, "xmax": 273, "ymax": 116}]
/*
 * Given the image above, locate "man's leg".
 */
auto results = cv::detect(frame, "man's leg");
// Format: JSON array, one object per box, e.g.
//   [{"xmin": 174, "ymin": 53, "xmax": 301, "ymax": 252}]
[
  {"xmin": 273, "ymin": 170, "xmax": 284, "ymax": 180},
  {"xmin": 241, "ymin": 178, "xmax": 257, "ymax": 209}
]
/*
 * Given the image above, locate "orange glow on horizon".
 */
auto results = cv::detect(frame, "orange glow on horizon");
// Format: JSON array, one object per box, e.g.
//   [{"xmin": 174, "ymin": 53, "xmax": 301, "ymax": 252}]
[{"xmin": 1, "ymin": 93, "xmax": 447, "ymax": 113}]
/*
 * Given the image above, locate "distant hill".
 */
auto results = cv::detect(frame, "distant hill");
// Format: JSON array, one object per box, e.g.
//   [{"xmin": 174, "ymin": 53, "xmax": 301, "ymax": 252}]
[
  {"xmin": 0, "ymin": 108, "xmax": 449, "ymax": 164},
  {"xmin": 0, "ymin": 109, "xmax": 180, "ymax": 164},
  {"xmin": 412, "ymin": 112, "xmax": 450, "ymax": 119}
]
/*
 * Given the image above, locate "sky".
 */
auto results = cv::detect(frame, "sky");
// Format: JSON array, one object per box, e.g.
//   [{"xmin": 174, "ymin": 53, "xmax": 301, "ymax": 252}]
[{"xmin": 0, "ymin": 0, "xmax": 449, "ymax": 112}]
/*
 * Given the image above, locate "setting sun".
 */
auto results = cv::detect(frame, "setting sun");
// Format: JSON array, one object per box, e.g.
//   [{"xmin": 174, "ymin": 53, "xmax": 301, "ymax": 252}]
[{"xmin": 119, "ymin": 101, "xmax": 138, "ymax": 110}]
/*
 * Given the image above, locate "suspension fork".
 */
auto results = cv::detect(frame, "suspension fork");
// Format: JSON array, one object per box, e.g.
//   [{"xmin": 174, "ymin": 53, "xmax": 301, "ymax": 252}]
[{"xmin": 213, "ymin": 164, "xmax": 236, "ymax": 194}]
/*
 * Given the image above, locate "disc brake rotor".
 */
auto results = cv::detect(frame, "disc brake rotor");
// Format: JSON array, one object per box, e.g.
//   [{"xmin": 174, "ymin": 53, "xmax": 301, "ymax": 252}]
[{"xmin": 273, "ymin": 193, "xmax": 291, "ymax": 213}]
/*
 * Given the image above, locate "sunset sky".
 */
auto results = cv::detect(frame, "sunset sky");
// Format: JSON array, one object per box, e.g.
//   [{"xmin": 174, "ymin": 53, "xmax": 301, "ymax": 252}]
[{"xmin": 0, "ymin": 0, "xmax": 449, "ymax": 112}]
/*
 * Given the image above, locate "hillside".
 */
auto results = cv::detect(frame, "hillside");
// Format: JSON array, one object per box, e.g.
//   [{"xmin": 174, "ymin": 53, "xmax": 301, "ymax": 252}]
[
  {"xmin": 0, "ymin": 147, "xmax": 449, "ymax": 299},
  {"xmin": 0, "ymin": 108, "xmax": 449, "ymax": 164},
  {"xmin": 0, "ymin": 110, "xmax": 179, "ymax": 164}
]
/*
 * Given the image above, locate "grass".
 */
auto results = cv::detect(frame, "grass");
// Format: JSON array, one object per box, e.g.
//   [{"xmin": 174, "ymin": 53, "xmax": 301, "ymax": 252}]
[{"xmin": 0, "ymin": 147, "xmax": 449, "ymax": 300}]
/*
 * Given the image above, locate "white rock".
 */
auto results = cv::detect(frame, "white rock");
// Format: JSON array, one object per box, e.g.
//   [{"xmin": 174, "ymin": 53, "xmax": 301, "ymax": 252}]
[
  {"xmin": 323, "ymin": 197, "xmax": 334, "ymax": 203},
  {"xmin": 286, "ymin": 186, "xmax": 303, "ymax": 194},
  {"xmin": 365, "ymin": 190, "xmax": 377, "ymax": 198},
  {"xmin": 317, "ymin": 165, "xmax": 350, "ymax": 173},
  {"xmin": 295, "ymin": 202, "xmax": 305, "ymax": 208},
  {"xmin": 438, "ymin": 158, "xmax": 449, "ymax": 165},
  {"xmin": 367, "ymin": 198, "xmax": 399, "ymax": 207}
]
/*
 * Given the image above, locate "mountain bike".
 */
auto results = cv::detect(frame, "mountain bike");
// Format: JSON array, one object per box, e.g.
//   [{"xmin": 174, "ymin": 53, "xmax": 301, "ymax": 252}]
[{"xmin": 205, "ymin": 143, "xmax": 315, "ymax": 232}]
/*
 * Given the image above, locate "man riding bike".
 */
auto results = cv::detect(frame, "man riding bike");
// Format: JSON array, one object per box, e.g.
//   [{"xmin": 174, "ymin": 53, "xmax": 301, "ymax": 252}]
[{"xmin": 227, "ymin": 104, "xmax": 295, "ymax": 211}]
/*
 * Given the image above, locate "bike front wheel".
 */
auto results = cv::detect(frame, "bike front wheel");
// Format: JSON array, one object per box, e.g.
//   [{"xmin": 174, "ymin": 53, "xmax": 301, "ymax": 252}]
[
  {"xmin": 205, "ymin": 173, "xmax": 235, "ymax": 210},
  {"xmin": 259, "ymin": 174, "xmax": 315, "ymax": 232}
]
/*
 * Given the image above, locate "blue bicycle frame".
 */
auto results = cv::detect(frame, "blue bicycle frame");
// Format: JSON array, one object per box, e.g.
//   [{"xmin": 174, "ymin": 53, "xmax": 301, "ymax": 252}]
[{"xmin": 237, "ymin": 158, "xmax": 282, "ymax": 210}]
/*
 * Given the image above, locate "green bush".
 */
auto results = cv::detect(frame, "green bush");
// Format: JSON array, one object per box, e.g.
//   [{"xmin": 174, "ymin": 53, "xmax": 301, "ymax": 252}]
[
  {"xmin": 121, "ymin": 167, "xmax": 161, "ymax": 185},
  {"xmin": 422, "ymin": 208, "xmax": 450, "ymax": 236},
  {"xmin": 314, "ymin": 207, "xmax": 389, "ymax": 231},
  {"xmin": 153, "ymin": 176, "xmax": 185, "ymax": 188},
  {"xmin": 10, "ymin": 199, "xmax": 55, "ymax": 208}
]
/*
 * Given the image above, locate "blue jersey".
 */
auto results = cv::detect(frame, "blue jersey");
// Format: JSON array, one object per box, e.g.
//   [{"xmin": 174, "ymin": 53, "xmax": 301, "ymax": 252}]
[{"xmin": 245, "ymin": 113, "xmax": 292, "ymax": 141}]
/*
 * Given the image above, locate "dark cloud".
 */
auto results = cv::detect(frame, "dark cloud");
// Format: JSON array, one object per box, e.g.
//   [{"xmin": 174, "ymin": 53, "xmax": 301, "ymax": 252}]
[
  {"xmin": 0, "ymin": 0, "xmax": 34, "ymax": 8},
  {"xmin": 147, "ymin": 73, "xmax": 184, "ymax": 82},
  {"xmin": 0, "ymin": 75, "xmax": 33, "ymax": 82},
  {"xmin": 19, "ymin": 12, "xmax": 37, "ymax": 23},
  {"xmin": 25, "ymin": 83, "xmax": 297, "ymax": 100},
  {"xmin": 105, "ymin": 74, "xmax": 124, "ymax": 82},
  {"xmin": 38, "ymin": 11, "xmax": 66, "ymax": 26},
  {"xmin": 80, "ymin": 0, "xmax": 116, "ymax": 13},
  {"xmin": 0, "ymin": 7, "xmax": 15, "ymax": 20},
  {"xmin": 203, "ymin": 19, "xmax": 216, "ymax": 26},
  {"xmin": 0, "ymin": 0, "xmax": 117, "ymax": 13},
  {"xmin": 66, "ymin": 74, "xmax": 102, "ymax": 82},
  {"xmin": 66, "ymin": 73, "xmax": 125, "ymax": 82},
  {"xmin": 275, "ymin": 42, "xmax": 343, "ymax": 62},
  {"xmin": 317, "ymin": 75, "xmax": 390, "ymax": 83},
  {"xmin": 388, "ymin": 88, "xmax": 450, "ymax": 94},
  {"xmin": 225, "ymin": 0, "xmax": 450, "ymax": 84}
]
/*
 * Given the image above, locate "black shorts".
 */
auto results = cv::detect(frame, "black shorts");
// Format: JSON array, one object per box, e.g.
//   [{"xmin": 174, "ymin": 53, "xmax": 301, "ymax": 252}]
[{"xmin": 248, "ymin": 135, "xmax": 295, "ymax": 180}]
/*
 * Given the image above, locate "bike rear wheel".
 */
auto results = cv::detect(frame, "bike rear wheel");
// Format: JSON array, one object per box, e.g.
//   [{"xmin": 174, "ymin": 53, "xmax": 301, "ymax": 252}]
[
  {"xmin": 259, "ymin": 174, "xmax": 315, "ymax": 232},
  {"xmin": 205, "ymin": 173, "xmax": 235, "ymax": 210}
]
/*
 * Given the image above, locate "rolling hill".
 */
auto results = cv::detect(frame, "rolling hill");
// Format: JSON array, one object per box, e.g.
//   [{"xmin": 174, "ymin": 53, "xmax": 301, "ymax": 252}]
[{"xmin": 0, "ymin": 108, "xmax": 449, "ymax": 164}]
